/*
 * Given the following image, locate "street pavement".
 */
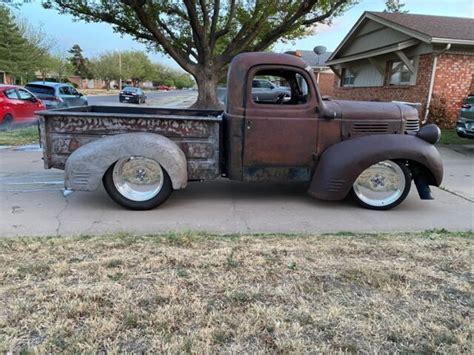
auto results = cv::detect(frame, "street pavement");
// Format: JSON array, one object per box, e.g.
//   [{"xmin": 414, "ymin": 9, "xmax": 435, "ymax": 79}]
[
  {"xmin": 87, "ymin": 90, "xmax": 197, "ymax": 107},
  {"xmin": 0, "ymin": 144, "xmax": 472, "ymax": 236}
]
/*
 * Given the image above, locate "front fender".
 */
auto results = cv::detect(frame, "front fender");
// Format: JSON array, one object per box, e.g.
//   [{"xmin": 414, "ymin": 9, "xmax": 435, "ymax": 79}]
[
  {"xmin": 65, "ymin": 132, "xmax": 188, "ymax": 191},
  {"xmin": 308, "ymin": 134, "xmax": 443, "ymax": 201}
]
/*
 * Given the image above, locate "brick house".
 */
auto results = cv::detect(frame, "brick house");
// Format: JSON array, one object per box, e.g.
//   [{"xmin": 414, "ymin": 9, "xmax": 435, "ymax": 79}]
[
  {"xmin": 286, "ymin": 50, "xmax": 335, "ymax": 96},
  {"xmin": 326, "ymin": 12, "xmax": 474, "ymax": 127}
]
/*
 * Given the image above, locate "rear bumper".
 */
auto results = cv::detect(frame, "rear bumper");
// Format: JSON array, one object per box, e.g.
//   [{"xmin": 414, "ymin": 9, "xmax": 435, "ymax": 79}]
[{"xmin": 119, "ymin": 95, "xmax": 139, "ymax": 103}]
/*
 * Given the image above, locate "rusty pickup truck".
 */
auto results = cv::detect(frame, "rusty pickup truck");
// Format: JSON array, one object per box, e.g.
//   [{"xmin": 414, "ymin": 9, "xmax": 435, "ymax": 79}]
[{"xmin": 38, "ymin": 52, "xmax": 443, "ymax": 211}]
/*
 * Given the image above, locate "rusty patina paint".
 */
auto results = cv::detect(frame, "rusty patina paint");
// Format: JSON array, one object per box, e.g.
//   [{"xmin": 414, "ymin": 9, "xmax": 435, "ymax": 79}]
[
  {"xmin": 38, "ymin": 52, "xmax": 441, "ymax": 204},
  {"xmin": 40, "ymin": 106, "xmax": 222, "ymax": 181}
]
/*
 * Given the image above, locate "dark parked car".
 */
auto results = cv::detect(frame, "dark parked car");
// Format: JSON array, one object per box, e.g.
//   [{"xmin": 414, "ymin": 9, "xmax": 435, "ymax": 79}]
[
  {"xmin": 25, "ymin": 82, "xmax": 87, "ymax": 109},
  {"xmin": 119, "ymin": 87, "xmax": 146, "ymax": 104},
  {"xmin": 456, "ymin": 93, "xmax": 474, "ymax": 139},
  {"xmin": 0, "ymin": 85, "xmax": 45, "ymax": 130}
]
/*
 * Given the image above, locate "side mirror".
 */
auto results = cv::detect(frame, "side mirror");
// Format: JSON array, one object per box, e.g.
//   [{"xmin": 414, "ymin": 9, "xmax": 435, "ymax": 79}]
[
  {"xmin": 78, "ymin": 92, "xmax": 83, "ymax": 97},
  {"xmin": 29, "ymin": 97, "xmax": 38, "ymax": 103}
]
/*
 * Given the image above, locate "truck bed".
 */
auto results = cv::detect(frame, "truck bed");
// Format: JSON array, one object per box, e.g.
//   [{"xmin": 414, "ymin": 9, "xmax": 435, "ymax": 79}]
[{"xmin": 38, "ymin": 105, "xmax": 223, "ymax": 181}]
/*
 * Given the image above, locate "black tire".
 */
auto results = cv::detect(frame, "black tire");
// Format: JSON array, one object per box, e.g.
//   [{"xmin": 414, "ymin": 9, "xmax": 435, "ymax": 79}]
[
  {"xmin": 0, "ymin": 114, "xmax": 13, "ymax": 131},
  {"xmin": 351, "ymin": 160, "xmax": 411, "ymax": 211},
  {"xmin": 102, "ymin": 160, "xmax": 173, "ymax": 210}
]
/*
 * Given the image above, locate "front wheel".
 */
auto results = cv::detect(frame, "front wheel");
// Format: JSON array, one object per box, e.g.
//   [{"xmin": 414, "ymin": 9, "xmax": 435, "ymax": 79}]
[
  {"xmin": 103, "ymin": 156, "xmax": 172, "ymax": 210},
  {"xmin": 351, "ymin": 160, "xmax": 411, "ymax": 210}
]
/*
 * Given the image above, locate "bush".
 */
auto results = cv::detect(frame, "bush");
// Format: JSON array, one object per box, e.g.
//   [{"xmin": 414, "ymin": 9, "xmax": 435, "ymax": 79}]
[{"xmin": 427, "ymin": 94, "xmax": 455, "ymax": 129}]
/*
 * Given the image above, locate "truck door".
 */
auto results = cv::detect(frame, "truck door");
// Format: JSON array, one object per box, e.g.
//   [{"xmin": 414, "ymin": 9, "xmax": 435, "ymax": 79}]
[{"xmin": 242, "ymin": 66, "xmax": 319, "ymax": 182}]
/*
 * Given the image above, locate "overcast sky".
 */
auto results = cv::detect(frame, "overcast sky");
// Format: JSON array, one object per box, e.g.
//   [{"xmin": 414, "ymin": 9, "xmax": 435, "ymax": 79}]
[{"xmin": 14, "ymin": 0, "xmax": 474, "ymax": 71}]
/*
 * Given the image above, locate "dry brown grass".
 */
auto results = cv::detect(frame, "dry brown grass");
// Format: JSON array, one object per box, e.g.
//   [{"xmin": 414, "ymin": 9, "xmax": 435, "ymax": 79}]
[{"xmin": 0, "ymin": 231, "xmax": 472, "ymax": 353}]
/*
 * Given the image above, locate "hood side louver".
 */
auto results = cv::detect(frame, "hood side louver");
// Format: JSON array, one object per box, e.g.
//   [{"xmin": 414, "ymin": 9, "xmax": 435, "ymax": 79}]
[{"xmin": 352, "ymin": 122, "xmax": 389, "ymax": 133}]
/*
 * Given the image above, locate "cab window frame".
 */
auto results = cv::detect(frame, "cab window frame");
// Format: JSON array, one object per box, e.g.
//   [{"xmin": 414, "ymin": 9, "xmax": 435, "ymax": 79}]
[{"xmin": 246, "ymin": 65, "xmax": 317, "ymax": 110}]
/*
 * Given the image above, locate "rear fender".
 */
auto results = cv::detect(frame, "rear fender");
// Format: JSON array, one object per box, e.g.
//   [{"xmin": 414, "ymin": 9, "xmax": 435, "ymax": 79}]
[
  {"xmin": 65, "ymin": 132, "xmax": 188, "ymax": 191},
  {"xmin": 308, "ymin": 134, "xmax": 443, "ymax": 201}
]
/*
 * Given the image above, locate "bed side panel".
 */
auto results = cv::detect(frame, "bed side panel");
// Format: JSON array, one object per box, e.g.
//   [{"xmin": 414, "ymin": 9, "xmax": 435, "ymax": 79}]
[{"xmin": 42, "ymin": 115, "xmax": 221, "ymax": 181}]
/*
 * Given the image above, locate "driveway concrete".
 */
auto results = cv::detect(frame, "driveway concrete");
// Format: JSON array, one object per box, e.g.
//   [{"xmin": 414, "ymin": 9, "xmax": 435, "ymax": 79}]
[{"xmin": 0, "ymin": 145, "xmax": 472, "ymax": 237}]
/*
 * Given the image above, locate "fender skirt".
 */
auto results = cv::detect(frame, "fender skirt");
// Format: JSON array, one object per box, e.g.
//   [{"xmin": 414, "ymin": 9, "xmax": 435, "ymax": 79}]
[
  {"xmin": 65, "ymin": 132, "xmax": 188, "ymax": 191},
  {"xmin": 308, "ymin": 134, "xmax": 443, "ymax": 201}
]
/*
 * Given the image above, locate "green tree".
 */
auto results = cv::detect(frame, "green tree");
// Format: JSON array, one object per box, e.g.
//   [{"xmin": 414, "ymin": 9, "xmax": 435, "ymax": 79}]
[
  {"xmin": 90, "ymin": 52, "xmax": 121, "ymax": 89},
  {"xmin": 0, "ymin": 5, "xmax": 32, "ymax": 83},
  {"xmin": 47, "ymin": 54, "xmax": 74, "ymax": 82},
  {"xmin": 68, "ymin": 44, "xmax": 90, "ymax": 79},
  {"xmin": 384, "ymin": 0, "xmax": 408, "ymax": 13},
  {"xmin": 43, "ymin": 0, "xmax": 355, "ymax": 109},
  {"xmin": 120, "ymin": 50, "xmax": 155, "ymax": 85},
  {"xmin": 91, "ymin": 50, "xmax": 156, "ymax": 88}
]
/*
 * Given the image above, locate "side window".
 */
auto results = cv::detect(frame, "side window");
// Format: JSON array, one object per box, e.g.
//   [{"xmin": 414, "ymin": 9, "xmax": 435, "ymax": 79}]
[
  {"xmin": 59, "ymin": 86, "xmax": 71, "ymax": 95},
  {"xmin": 251, "ymin": 69, "xmax": 310, "ymax": 105},
  {"xmin": 5, "ymin": 89, "xmax": 19, "ymax": 99},
  {"xmin": 70, "ymin": 88, "xmax": 80, "ymax": 96},
  {"xmin": 18, "ymin": 89, "xmax": 33, "ymax": 100},
  {"xmin": 341, "ymin": 68, "xmax": 355, "ymax": 87},
  {"xmin": 389, "ymin": 58, "xmax": 416, "ymax": 85}
]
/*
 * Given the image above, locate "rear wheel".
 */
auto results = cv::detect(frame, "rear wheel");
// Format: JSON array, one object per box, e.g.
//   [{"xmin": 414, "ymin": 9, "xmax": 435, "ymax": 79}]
[
  {"xmin": 103, "ymin": 156, "xmax": 173, "ymax": 210},
  {"xmin": 0, "ymin": 114, "xmax": 13, "ymax": 131},
  {"xmin": 351, "ymin": 160, "xmax": 411, "ymax": 210}
]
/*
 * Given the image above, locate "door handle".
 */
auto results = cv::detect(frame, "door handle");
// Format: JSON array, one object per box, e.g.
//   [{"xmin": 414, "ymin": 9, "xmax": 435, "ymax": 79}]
[{"xmin": 246, "ymin": 120, "xmax": 252, "ymax": 130}]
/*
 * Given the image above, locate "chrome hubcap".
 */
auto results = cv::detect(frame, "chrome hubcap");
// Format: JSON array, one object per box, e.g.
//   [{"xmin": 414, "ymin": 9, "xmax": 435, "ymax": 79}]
[
  {"xmin": 353, "ymin": 161, "xmax": 405, "ymax": 207},
  {"xmin": 112, "ymin": 156, "xmax": 164, "ymax": 201}
]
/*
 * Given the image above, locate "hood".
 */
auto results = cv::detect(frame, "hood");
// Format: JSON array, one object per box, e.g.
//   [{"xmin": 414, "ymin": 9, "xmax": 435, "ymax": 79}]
[{"xmin": 319, "ymin": 99, "xmax": 418, "ymax": 121}]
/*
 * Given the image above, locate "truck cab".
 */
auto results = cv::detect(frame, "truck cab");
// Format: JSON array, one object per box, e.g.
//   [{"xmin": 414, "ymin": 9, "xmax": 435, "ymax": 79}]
[{"xmin": 224, "ymin": 52, "xmax": 442, "ymax": 209}]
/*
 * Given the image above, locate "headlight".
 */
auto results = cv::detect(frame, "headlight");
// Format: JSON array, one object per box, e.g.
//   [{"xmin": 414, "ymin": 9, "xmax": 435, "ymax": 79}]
[{"xmin": 417, "ymin": 124, "xmax": 441, "ymax": 144}]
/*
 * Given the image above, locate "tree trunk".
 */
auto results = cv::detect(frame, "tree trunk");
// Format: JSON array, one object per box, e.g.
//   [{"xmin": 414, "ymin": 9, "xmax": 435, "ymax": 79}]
[{"xmin": 191, "ymin": 69, "xmax": 222, "ymax": 110}]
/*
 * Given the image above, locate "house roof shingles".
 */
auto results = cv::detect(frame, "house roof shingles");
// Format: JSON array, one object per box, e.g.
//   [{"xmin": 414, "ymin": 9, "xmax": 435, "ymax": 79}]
[
  {"xmin": 369, "ymin": 11, "xmax": 474, "ymax": 42},
  {"xmin": 298, "ymin": 50, "xmax": 333, "ymax": 68}
]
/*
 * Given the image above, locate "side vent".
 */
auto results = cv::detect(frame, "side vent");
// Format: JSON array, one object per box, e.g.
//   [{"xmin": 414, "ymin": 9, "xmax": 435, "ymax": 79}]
[
  {"xmin": 352, "ymin": 122, "xmax": 389, "ymax": 133},
  {"xmin": 404, "ymin": 118, "xmax": 420, "ymax": 132}
]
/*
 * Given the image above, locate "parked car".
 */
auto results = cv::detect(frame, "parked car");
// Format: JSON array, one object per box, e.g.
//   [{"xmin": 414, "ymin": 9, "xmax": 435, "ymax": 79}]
[
  {"xmin": 119, "ymin": 87, "xmax": 146, "ymax": 104},
  {"xmin": 25, "ymin": 82, "xmax": 88, "ymax": 109},
  {"xmin": 456, "ymin": 93, "xmax": 474, "ymax": 139},
  {"xmin": 0, "ymin": 84, "xmax": 45, "ymax": 130},
  {"xmin": 156, "ymin": 85, "xmax": 170, "ymax": 91},
  {"xmin": 38, "ymin": 52, "xmax": 443, "ymax": 211},
  {"xmin": 252, "ymin": 79, "xmax": 291, "ymax": 103}
]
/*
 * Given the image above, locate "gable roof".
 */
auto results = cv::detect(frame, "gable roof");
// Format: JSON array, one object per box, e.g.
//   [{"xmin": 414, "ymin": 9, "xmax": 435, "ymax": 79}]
[
  {"xmin": 327, "ymin": 11, "xmax": 474, "ymax": 64},
  {"xmin": 368, "ymin": 12, "xmax": 474, "ymax": 44}
]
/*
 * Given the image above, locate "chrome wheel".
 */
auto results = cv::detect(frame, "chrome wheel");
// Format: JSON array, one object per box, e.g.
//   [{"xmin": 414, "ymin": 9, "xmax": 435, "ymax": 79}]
[
  {"xmin": 112, "ymin": 156, "xmax": 164, "ymax": 202},
  {"xmin": 353, "ymin": 160, "xmax": 408, "ymax": 208}
]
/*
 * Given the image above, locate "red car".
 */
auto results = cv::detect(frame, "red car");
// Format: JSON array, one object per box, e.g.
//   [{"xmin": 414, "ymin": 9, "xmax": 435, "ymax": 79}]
[{"xmin": 0, "ymin": 84, "xmax": 45, "ymax": 130}]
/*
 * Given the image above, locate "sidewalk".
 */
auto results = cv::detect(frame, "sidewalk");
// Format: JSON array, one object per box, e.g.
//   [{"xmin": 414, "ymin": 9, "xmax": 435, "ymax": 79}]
[{"xmin": 0, "ymin": 144, "xmax": 472, "ymax": 237}]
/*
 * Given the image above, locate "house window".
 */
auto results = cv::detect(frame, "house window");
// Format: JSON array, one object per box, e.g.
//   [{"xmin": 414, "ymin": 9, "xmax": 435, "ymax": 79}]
[
  {"xmin": 341, "ymin": 69, "xmax": 355, "ymax": 87},
  {"xmin": 389, "ymin": 59, "xmax": 415, "ymax": 85}
]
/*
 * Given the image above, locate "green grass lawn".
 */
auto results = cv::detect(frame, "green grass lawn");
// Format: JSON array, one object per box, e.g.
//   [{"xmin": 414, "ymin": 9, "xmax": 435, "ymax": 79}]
[
  {"xmin": 1, "ymin": 231, "xmax": 472, "ymax": 353},
  {"xmin": 438, "ymin": 129, "xmax": 473, "ymax": 145},
  {"xmin": 0, "ymin": 126, "xmax": 40, "ymax": 146}
]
